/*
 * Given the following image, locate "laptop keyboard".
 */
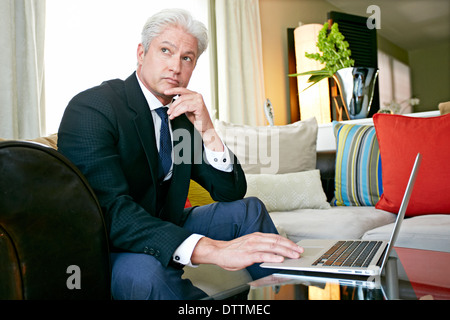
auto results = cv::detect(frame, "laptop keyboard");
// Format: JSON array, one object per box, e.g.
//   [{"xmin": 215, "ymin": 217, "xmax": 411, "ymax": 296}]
[{"xmin": 312, "ymin": 240, "xmax": 383, "ymax": 268}]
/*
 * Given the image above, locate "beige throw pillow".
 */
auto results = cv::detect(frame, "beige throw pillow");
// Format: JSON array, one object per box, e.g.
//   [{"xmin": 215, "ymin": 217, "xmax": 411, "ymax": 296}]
[
  {"xmin": 245, "ymin": 169, "xmax": 330, "ymax": 212},
  {"xmin": 215, "ymin": 117, "xmax": 318, "ymax": 174}
]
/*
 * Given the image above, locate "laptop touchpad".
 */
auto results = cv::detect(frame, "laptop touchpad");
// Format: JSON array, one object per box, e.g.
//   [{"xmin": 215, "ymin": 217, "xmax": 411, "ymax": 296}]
[{"xmin": 301, "ymin": 246, "xmax": 325, "ymax": 257}]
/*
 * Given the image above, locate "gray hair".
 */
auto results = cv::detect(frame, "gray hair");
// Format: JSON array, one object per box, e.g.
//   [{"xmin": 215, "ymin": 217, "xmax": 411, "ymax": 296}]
[{"xmin": 141, "ymin": 8, "xmax": 209, "ymax": 58}]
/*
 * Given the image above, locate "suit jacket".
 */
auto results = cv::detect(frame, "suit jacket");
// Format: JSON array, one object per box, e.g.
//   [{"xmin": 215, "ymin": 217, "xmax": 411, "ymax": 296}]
[{"xmin": 58, "ymin": 72, "xmax": 247, "ymax": 267}]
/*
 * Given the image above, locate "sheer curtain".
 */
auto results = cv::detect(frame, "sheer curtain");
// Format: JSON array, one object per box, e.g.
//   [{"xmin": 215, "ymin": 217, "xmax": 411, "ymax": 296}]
[
  {"xmin": 213, "ymin": 0, "xmax": 266, "ymax": 126},
  {"xmin": 0, "ymin": 0, "xmax": 46, "ymax": 139}
]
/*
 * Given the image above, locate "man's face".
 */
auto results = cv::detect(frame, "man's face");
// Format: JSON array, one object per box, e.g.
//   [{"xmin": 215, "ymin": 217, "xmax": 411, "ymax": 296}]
[{"xmin": 136, "ymin": 26, "xmax": 199, "ymax": 105}]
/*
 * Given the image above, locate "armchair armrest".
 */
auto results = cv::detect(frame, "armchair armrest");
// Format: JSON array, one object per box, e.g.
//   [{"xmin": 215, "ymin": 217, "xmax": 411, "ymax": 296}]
[{"xmin": 0, "ymin": 141, "xmax": 110, "ymax": 299}]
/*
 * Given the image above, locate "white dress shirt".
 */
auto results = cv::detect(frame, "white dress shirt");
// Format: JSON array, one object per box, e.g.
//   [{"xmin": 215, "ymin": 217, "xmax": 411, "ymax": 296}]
[{"xmin": 136, "ymin": 74, "xmax": 232, "ymax": 267}]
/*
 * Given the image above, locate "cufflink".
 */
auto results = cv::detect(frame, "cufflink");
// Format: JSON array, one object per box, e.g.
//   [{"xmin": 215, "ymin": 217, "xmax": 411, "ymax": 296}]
[{"xmin": 170, "ymin": 256, "xmax": 184, "ymax": 270}]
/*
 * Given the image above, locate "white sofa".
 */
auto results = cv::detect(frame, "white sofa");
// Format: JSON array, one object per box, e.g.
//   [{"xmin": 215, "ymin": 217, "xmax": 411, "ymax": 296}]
[
  {"xmin": 213, "ymin": 113, "xmax": 450, "ymax": 255},
  {"xmin": 184, "ymin": 111, "xmax": 450, "ymax": 297},
  {"xmin": 269, "ymin": 189, "xmax": 450, "ymax": 253}
]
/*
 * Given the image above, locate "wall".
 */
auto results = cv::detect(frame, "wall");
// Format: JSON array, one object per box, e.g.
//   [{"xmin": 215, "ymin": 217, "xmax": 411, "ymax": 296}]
[
  {"xmin": 409, "ymin": 42, "xmax": 450, "ymax": 112},
  {"xmin": 377, "ymin": 36, "xmax": 409, "ymax": 65}
]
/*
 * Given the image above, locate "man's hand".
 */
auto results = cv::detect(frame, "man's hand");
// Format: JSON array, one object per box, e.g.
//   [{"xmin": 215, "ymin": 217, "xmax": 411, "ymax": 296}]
[
  {"xmin": 164, "ymin": 87, "xmax": 223, "ymax": 152},
  {"xmin": 190, "ymin": 233, "xmax": 304, "ymax": 271}
]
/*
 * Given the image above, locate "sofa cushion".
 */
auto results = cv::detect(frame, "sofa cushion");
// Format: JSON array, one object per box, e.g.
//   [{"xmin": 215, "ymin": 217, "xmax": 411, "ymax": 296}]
[
  {"xmin": 0, "ymin": 133, "xmax": 58, "ymax": 150},
  {"xmin": 215, "ymin": 117, "xmax": 318, "ymax": 174},
  {"xmin": 187, "ymin": 179, "xmax": 216, "ymax": 207},
  {"xmin": 439, "ymin": 101, "xmax": 450, "ymax": 115},
  {"xmin": 373, "ymin": 113, "xmax": 450, "ymax": 216},
  {"xmin": 245, "ymin": 169, "xmax": 331, "ymax": 212},
  {"xmin": 332, "ymin": 122, "xmax": 383, "ymax": 206},
  {"xmin": 362, "ymin": 214, "xmax": 450, "ymax": 253},
  {"xmin": 269, "ymin": 206, "xmax": 396, "ymax": 243}
]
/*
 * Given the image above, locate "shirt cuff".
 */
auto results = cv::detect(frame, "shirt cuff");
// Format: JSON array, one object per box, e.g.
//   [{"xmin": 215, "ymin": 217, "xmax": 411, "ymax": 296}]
[
  {"xmin": 172, "ymin": 234, "xmax": 205, "ymax": 267},
  {"xmin": 204, "ymin": 142, "xmax": 233, "ymax": 172}
]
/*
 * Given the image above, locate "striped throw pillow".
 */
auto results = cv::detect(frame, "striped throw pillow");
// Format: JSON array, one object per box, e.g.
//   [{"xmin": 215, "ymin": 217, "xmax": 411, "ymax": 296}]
[{"xmin": 332, "ymin": 122, "xmax": 383, "ymax": 206}]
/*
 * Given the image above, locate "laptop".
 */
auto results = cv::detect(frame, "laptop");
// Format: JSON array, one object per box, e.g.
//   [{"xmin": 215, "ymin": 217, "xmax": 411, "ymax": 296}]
[{"xmin": 261, "ymin": 153, "xmax": 422, "ymax": 277}]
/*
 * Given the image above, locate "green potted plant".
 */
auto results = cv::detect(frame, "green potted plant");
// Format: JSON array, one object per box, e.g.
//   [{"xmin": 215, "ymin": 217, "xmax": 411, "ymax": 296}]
[
  {"xmin": 291, "ymin": 22, "xmax": 378, "ymax": 120},
  {"xmin": 290, "ymin": 22, "xmax": 354, "ymax": 90}
]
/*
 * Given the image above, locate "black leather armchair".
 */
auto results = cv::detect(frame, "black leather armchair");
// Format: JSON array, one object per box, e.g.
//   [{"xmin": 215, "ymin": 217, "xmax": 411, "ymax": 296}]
[
  {"xmin": 0, "ymin": 139, "xmax": 336, "ymax": 300},
  {"xmin": 0, "ymin": 141, "xmax": 110, "ymax": 299}
]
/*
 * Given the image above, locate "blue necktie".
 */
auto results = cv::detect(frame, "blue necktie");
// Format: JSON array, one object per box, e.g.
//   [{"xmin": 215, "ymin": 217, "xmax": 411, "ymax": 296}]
[{"xmin": 155, "ymin": 107, "xmax": 172, "ymax": 180}]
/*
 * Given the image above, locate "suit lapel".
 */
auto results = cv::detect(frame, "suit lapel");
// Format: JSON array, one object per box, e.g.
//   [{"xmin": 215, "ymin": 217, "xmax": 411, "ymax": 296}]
[{"xmin": 124, "ymin": 73, "xmax": 159, "ymax": 187}]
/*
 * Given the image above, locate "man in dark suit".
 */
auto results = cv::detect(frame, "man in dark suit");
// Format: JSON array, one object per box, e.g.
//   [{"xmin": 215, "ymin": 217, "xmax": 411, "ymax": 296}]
[{"xmin": 58, "ymin": 8, "xmax": 302, "ymax": 299}]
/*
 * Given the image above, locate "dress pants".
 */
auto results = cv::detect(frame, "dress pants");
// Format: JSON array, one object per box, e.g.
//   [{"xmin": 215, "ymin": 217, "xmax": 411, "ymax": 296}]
[{"xmin": 110, "ymin": 197, "xmax": 278, "ymax": 300}]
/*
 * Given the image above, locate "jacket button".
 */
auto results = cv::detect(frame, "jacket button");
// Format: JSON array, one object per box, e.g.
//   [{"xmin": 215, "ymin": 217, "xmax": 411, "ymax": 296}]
[{"xmin": 144, "ymin": 246, "xmax": 157, "ymax": 256}]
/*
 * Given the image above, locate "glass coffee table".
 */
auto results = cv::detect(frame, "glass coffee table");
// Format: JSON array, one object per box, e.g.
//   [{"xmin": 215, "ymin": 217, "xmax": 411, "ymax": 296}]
[{"xmin": 247, "ymin": 247, "xmax": 450, "ymax": 300}]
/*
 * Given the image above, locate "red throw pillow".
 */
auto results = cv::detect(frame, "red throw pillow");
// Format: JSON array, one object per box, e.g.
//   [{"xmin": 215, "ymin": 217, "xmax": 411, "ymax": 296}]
[
  {"xmin": 373, "ymin": 113, "xmax": 450, "ymax": 216},
  {"xmin": 184, "ymin": 197, "xmax": 192, "ymax": 208}
]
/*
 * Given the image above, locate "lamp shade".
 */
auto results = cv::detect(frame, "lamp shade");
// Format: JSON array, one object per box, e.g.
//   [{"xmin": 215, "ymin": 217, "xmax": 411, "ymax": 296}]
[{"xmin": 294, "ymin": 24, "xmax": 331, "ymax": 124}]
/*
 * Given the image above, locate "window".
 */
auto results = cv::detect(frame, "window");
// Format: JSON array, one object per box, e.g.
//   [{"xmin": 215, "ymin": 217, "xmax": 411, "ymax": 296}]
[{"xmin": 45, "ymin": 0, "xmax": 210, "ymax": 134}]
